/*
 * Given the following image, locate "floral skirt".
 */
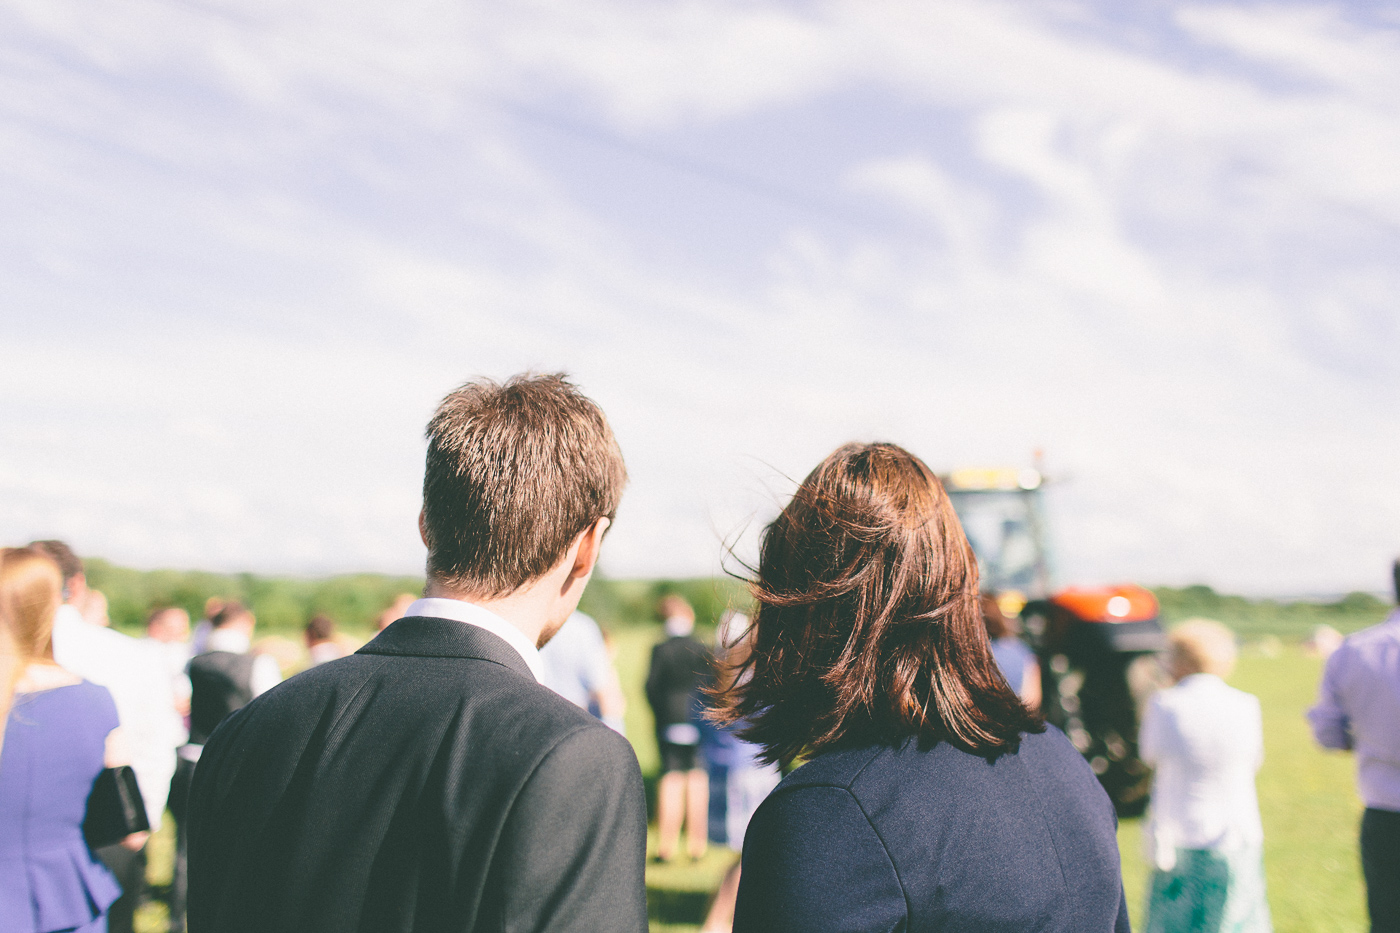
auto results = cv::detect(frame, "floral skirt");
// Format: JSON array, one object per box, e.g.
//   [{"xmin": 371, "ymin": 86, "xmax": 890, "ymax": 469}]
[{"xmin": 1145, "ymin": 847, "xmax": 1272, "ymax": 933}]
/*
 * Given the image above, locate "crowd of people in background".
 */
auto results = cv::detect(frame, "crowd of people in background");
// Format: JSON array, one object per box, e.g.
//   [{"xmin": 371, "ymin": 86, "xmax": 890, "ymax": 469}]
[{"xmin": 1, "ymin": 372, "xmax": 1397, "ymax": 933}]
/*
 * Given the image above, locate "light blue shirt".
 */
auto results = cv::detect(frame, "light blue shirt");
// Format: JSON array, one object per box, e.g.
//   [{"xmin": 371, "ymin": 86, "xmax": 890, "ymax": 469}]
[
  {"xmin": 1308, "ymin": 609, "xmax": 1400, "ymax": 811},
  {"xmin": 538, "ymin": 612, "xmax": 623, "ymax": 732},
  {"xmin": 990, "ymin": 637, "xmax": 1034, "ymax": 692}
]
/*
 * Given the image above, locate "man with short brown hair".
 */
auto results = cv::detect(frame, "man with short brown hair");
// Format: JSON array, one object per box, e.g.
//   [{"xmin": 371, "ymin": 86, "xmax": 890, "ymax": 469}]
[{"xmin": 187, "ymin": 374, "xmax": 646, "ymax": 933}]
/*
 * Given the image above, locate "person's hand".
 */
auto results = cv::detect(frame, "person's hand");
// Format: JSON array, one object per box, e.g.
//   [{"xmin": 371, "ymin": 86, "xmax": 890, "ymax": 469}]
[{"xmin": 120, "ymin": 831, "xmax": 149, "ymax": 852}]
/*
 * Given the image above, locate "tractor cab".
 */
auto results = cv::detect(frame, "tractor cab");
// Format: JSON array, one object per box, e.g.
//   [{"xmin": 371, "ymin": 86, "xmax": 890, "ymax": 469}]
[{"xmin": 944, "ymin": 467, "xmax": 1166, "ymax": 816}]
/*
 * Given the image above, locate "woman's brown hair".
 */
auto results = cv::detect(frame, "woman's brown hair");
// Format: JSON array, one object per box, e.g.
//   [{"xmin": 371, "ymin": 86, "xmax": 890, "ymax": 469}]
[{"xmin": 712, "ymin": 443, "xmax": 1042, "ymax": 765}]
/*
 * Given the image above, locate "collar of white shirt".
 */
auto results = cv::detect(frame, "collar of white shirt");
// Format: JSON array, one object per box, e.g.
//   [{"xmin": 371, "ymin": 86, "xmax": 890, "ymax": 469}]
[{"xmin": 404, "ymin": 597, "xmax": 545, "ymax": 683}]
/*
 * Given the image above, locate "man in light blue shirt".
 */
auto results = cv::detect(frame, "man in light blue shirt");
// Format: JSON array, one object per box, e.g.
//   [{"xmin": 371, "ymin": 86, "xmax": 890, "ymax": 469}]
[
  {"xmin": 1308, "ymin": 559, "xmax": 1400, "ymax": 933},
  {"xmin": 539, "ymin": 610, "xmax": 626, "ymax": 733}
]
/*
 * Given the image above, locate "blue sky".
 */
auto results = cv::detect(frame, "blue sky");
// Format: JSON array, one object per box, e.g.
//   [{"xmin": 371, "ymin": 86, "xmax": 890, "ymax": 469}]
[{"xmin": 2, "ymin": 0, "xmax": 1398, "ymax": 594}]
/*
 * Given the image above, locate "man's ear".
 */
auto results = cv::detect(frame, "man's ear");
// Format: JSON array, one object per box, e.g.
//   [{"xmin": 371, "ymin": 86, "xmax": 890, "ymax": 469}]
[
  {"xmin": 418, "ymin": 509, "xmax": 430, "ymax": 549},
  {"xmin": 568, "ymin": 517, "xmax": 611, "ymax": 581}
]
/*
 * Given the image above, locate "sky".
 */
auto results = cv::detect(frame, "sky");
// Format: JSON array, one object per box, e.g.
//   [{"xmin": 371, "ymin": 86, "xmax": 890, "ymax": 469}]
[{"xmin": 2, "ymin": 0, "xmax": 1398, "ymax": 595}]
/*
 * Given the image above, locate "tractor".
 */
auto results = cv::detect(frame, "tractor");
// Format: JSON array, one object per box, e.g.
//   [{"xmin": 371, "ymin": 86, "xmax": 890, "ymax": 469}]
[{"xmin": 942, "ymin": 467, "xmax": 1166, "ymax": 817}]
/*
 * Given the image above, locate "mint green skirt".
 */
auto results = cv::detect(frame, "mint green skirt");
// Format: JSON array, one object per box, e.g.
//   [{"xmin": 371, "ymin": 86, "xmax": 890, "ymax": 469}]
[{"xmin": 1144, "ymin": 848, "xmax": 1272, "ymax": 933}]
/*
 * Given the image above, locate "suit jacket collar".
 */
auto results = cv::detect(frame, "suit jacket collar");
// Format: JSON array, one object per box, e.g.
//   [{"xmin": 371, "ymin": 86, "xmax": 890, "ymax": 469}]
[{"xmin": 358, "ymin": 616, "xmax": 534, "ymax": 680}]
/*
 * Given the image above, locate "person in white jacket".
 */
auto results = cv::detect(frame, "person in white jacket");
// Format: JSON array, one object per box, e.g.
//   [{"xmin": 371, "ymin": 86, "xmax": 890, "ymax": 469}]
[{"xmin": 1140, "ymin": 619, "xmax": 1271, "ymax": 933}]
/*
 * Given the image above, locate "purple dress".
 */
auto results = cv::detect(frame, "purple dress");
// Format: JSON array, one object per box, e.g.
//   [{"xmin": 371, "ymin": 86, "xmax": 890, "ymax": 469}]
[{"xmin": 0, "ymin": 681, "xmax": 123, "ymax": 933}]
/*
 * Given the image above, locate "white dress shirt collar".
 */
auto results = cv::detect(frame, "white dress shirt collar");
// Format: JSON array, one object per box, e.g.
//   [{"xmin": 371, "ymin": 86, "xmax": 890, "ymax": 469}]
[{"xmin": 404, "ymin": 597, "xmax": 545, "ymax": 683}]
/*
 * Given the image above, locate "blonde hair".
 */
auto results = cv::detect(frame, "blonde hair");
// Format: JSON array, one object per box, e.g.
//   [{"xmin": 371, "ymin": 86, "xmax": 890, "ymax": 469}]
[
  {"xmin": 0, "ymin": 547, "xmax": 65, "ymax": 757},
  {"xmin": 1167, "ymin": 618, "xmax": 1237, "ymax": 680}
]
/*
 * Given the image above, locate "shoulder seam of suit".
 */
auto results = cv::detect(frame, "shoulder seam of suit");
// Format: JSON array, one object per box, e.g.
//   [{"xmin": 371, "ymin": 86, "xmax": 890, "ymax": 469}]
[
  {"xmin": 747, "ymin": 781, "xmax": 910, "ymax": 922},
  {"xmin": 522, "ymin": 720, "xmax": 617, "ymax": 782},
  {"xmin": 846, "ymin": 744, "xmax": 884, "ymax": 790},
  {"xmin": 772, "ymin": 744, "xmax": 882, "ymax": 793},
  {"xmin": 842, "ymin": 785, "xmax": 912, "ymax": 926},
  {"xmin": 318, "ymin": 655, "xmax": 393, "ymax": 754},
  {"xmin": 1014, "ymin": 749, "xmax": 1073, "ymax": 899}
]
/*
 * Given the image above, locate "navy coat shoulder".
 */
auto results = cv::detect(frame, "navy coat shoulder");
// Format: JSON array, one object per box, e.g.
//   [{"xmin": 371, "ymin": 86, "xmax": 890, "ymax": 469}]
[{"xmin": 733, "ymin": 725, "xmax": 1130, "ymax": 933}]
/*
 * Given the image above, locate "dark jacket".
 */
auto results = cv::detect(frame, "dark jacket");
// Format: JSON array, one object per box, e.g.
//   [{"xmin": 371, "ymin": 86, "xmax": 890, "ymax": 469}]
[
  {"xmin": 645, "ymin": 635, "xmax": 713, "ymax": 730},
  {"xmin": 186, "ymin": 615, "xmax": 648, "ymax": 933},
  {"xmin": 188, "ymin": 650, "xmax": 256, "ymax": 746},
  {"xmin": 733, "ymin": 725, "xmax": 1130, "ymax": 933}
]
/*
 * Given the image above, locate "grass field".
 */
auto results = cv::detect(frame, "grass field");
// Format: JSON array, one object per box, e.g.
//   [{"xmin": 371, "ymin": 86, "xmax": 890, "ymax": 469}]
[{"xmin": 131, "ymin": 623, "xmax": 1373, "ymax": 932}]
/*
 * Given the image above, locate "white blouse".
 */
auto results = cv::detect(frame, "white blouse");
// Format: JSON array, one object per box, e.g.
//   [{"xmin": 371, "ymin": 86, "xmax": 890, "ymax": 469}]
[{"xmin": 1139, "ymin": 673, "xmax": 1264, "ymax": 870}]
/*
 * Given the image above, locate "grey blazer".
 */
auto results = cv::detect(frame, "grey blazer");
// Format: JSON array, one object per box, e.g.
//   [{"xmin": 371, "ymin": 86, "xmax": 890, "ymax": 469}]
[{"xmin": 187, "ymin": 615, "xmax": 648, "ymax": 933}]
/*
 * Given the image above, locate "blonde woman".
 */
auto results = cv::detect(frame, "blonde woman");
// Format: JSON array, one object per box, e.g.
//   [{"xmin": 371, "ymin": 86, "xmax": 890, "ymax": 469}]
[
  {"xmin": 1141, "ymin": 619, "xmax": 1271, "ymax": 933},
  {"xmin": 0, "ymin": 547, "xmax": 144, "ymax": 933}
]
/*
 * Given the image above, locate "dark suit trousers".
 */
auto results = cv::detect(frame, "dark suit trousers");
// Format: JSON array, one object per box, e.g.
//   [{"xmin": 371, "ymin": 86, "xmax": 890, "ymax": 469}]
[
  {"xmin": 168, "ymin": 755, "xmax": 198, "ymax": 933},
  {"xmin": 1363, "ymin": 807, "xmax": 1400, "ymax": 933}
]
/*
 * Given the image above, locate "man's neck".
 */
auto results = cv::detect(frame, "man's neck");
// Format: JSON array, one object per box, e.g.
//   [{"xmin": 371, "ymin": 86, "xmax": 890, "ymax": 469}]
[{"xmin": 423, "ymin": 581, "xmax": 554, "ymax": 649}]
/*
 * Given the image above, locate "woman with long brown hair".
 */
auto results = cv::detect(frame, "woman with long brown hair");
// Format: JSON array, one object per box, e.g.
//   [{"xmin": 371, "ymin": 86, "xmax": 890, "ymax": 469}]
[
  {"xmin": 716, "ymin": 443, "xmax": 1128, "ymax": 932},
  {"xmin": 0, "ymin": 546, "xmax": 142, "ymax": 933}
]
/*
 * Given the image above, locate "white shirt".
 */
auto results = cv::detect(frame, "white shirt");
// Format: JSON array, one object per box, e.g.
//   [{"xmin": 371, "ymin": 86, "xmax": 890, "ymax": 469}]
[
  {"xmin": 52, "ymin": 605, "xmax": 185, "ymax": 829},
  {"xmin": 142, "ymin": 636, "xmax": 193, "ymax": 708},
  {"xmin": 1140, "ymin": 673, "xmax": 1265, "ymax": 869},
  {"xmin": 405, "ymin": 597, "xmax": 545, "ymax": 683}
]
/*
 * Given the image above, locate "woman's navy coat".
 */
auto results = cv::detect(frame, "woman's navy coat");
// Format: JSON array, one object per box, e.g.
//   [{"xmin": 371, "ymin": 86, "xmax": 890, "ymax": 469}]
[{"xmin": 733, "ymin": 724, "xmax": 1131, "ymax": 933}]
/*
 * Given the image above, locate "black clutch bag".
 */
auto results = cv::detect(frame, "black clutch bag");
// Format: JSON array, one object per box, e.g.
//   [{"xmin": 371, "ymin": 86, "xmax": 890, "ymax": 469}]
[{"xmin": 83, "ymin": 766, "xmax": 150, "ymax": 849}]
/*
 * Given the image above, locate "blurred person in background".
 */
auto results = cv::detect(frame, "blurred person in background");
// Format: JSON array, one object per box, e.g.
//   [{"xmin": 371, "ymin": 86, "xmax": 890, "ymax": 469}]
[
  {"xmin": 168, "ymin": 601, "xmax": 280, "ymax": 933},
  {"xmin": 303, "ymin": 614, "xmax": 348, "ymax": 667},
  {"xmin": 647, "ymin": 593, "xmax": 713, "ymax": 862},
  {"xmin": 81, "ymin": 589, "xmax": 111, "ymax": 627},
  {"xmin": 698, "ymin": 611, "xmax": 781, "ymax": 933},
  {"xmin": 1309, "ymin": 559, "xmax": 1400, "ymax": 933},
  {"xmin": 1140, "ymin": 620, "xmax": 1270, "ymax": 933},
  {"xmin": 715, "ymin": 443, "xmax": 1127, "ymax": 933},
  {"xmin": 540, "ymin": 609, "xmax": 626, "ymax": 733},
  {"xmin": 144, "ymin": 607, "xmax": 193, "ymax": 718},
  {"xmin": 189, "ymin": 596, "xmax": 225, "ymax": 656},
  {"xmin": 31, "ymin": 540, "xmax": 181, "ymax": 933},
  {"xmin": 375, "ymin": 593, "xmax": 418, "ymax": 632},
  {"xmin": 0, "ymin": 546, "xmax": 147, "ymax": 933},
  {"xmin": 982, "ymin": 593, "xmax": 1041, "ymax": 712}
]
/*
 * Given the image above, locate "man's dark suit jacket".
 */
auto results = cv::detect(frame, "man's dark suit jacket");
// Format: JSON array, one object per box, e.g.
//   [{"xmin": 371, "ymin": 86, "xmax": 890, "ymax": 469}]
[
  {"xmin": 733, "ymin": 725, "xmax": 1131, "ymax": 933},
  {"xmin": 186, "ymin": 615, "xmax": 648, "ymax": 933}
]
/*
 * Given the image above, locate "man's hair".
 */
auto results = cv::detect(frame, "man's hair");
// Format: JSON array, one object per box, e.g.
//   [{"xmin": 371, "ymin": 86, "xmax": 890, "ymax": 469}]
[
  {"xmin": 305, "ymin": 614, "xmax": 336, "ymax": 643},
  {"xmin": 211, "ymin": 601, "xmax": 252, "ymax": 629},
  {"xmin": 27, "ymin": 540, "xmax": 83, "ymax": 582},
  {"xmin": 657, "ymin": 594, "xmax": 693, "ymax": 622},
  {"xmin": 421, "ymin": 373, "xmax": 627, "ymax": 597},
  {"xmin": 711, "ymin": 443, "xmax": 1042, "ymax": 766}
]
